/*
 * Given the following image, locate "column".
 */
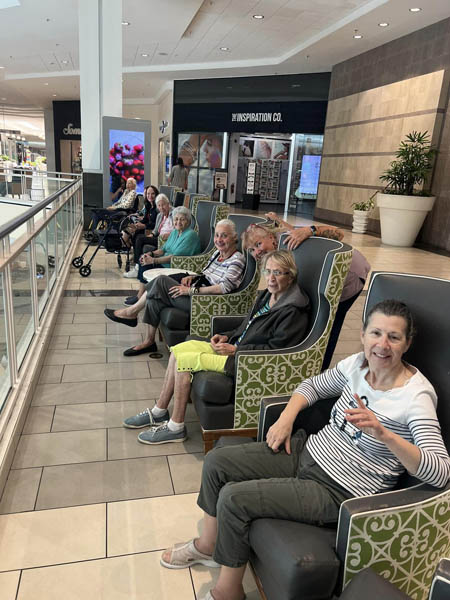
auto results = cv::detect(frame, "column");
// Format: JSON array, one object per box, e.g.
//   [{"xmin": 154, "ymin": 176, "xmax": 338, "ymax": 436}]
[{"xmin": 78, "ymin": 0, "xmax": 122, "ymax": 207}]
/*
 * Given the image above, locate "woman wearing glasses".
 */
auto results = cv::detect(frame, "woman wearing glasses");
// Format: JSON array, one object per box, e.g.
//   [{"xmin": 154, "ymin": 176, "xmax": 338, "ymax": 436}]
[
  {"xmin": 122, "ymin": 250, "xmax": 310, "ymax": 445},
  {"xmin": 161, "ymin": 299, "xmax": 449, "ymax": 600}
]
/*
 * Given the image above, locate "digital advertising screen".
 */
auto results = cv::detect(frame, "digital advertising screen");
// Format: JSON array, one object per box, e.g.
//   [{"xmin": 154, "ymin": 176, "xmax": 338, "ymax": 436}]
[
  {"xmin": 299, "ymin": 155, "xmax": 322, "ymax": 196},
  {"xmin": 102, "ymin": 116, "xmax": 151, "ymax": 206},
  {"xmin": 108, "ymin": 129, "xmax": 145, "ymax": 194}
]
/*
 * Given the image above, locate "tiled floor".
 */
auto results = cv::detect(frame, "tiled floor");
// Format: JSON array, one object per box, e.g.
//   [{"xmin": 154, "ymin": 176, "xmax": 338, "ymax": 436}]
[{"xmin": 1, "ymin": 214, "xmax": 449, "ymax": 599}]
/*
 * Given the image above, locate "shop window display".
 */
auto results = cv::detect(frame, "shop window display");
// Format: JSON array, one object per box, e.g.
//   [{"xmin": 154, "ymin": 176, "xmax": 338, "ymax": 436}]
[{"xmin": 178, "ymin": 133, "xmax": 224, "ymax": 194}]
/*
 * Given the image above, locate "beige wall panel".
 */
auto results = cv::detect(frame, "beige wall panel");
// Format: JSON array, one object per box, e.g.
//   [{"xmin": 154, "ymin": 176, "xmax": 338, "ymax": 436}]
[
  {"xmin": 325, "ymin": 71, "xmax": 445, "ymax": 127},
  {"xmin": 317, "ymin": 184, "xmax": 381, "ymax": 217},
  {"xmin": 323, "ymin": 113, "xmax": 439, "ymax": 155},
  {"xmin": 320, "ymin": 156, "xmax": 394, "ymax": 187}
]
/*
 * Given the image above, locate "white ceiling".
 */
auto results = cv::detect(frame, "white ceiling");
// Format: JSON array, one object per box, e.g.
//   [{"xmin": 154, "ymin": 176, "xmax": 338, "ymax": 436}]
[{"xmin": 1, "ymin": 0, "xmax": 450, "ymax": 137}]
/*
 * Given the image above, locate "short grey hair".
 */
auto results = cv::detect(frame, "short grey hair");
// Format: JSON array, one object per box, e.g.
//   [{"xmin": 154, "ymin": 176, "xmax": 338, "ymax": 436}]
[
  {"xmin": 155, "ymin": 193, "xmax": 170, "ymax": 207},
  {"xmin": 172, "ymin": 205, "xmax": 192, "ymax": 220},
  {"xmin": 215, "ymin": 218, "xmax": 238, "ymax": 241}
]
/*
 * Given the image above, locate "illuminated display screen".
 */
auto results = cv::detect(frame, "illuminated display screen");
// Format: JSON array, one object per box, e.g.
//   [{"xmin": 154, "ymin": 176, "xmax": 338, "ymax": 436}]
[{"xmin": 108, "ymin": 129, "xmax": 145, "ymax": 193}]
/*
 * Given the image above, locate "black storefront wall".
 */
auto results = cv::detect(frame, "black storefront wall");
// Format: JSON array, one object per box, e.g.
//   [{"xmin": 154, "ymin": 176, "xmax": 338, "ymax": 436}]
[
  {"xmin": 52, "ymin": 100, "xmax": 81, "ymax": 172},
  {"xmin": 173, "ymin": 100, "xmax": 328, "ymax": 137}
]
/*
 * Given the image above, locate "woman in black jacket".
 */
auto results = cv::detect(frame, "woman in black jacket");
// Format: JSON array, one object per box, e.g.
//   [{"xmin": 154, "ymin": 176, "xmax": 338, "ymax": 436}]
[{"xmin": 122, "ymin": 249, "xmax": 310, "ymax": 445}]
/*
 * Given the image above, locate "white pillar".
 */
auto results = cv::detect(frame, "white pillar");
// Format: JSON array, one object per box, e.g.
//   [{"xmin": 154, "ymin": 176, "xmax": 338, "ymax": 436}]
[{"xmin": 78, "ymin": 0, "xmax": 122, "ymax": 173}]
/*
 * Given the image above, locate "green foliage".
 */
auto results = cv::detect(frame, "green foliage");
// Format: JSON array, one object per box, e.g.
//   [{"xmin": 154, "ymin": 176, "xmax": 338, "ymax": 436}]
[
  {"xmin": 380, "ymin": 131, "xmax": 437, "ymax": 196},
  {"xmin": 352, "ymin": 192, "xmax": 376, "ymax": 211},
  {"xmin": 0, "ymin": 154, "xmax": 11, "ymax": 161}
]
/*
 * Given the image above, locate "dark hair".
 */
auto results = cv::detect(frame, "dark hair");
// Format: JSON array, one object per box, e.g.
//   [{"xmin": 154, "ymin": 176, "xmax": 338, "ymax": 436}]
[
  {"xmin": 177, "ymin": 157, "xmax": 184, "ymax": 167},
  {"xmin": 363, "ymin": 299, "xmax": 416, "ymax": 341},
  {"xmin": 144, "ymin": 185, "xmax": 159, "ymax": 207}
]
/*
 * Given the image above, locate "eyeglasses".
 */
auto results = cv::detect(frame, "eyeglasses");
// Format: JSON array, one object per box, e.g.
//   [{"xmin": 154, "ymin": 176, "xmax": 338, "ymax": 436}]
[{"xmin": 262, "ymin": 269, "xmax": 290, "ymax": 277}]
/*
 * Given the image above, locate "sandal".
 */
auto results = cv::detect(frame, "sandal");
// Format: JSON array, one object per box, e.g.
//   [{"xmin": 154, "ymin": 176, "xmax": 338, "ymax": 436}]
[
  {"xmin": 160, "ymin": 539, "xmax": 220, "ymax": 570},
  {"xmin": 200, "ymin": 592, "xmax": 246, "ymax": 600}
]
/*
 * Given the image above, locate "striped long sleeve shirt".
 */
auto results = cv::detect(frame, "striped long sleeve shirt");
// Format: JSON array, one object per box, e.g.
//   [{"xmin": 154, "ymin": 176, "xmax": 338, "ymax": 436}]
[
  {"xmin": 296, "ymin": 353, "xmax": 450, "ymax": 497},
  {"xmin": 203, "ymin": 250, "xmax": 245, "ymax": 294}
]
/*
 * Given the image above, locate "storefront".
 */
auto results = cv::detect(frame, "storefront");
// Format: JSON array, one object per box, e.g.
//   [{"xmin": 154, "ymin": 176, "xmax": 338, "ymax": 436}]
[
  {"xmin": 172, "ymin": 73, "xmax": 330, "ymax": 216},
  {"xmin": 52, "ymin": 100, "xmax": 82, "ymax": 173}
]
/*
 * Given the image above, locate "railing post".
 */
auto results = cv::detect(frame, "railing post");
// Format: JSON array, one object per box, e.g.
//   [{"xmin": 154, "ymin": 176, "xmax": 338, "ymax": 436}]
[
  {"xmin": 27, "ymin": 219, "xmax": 40, "ymax": 332},
  {"xmin": 2, "ymin": 237, "xmax": 18, "ymax": 387}
]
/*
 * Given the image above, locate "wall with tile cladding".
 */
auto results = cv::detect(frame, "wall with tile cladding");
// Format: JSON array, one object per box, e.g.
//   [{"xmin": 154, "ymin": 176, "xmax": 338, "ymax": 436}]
[{"xmin": 316, "ymin": 17, "xmax": 450, "ymax": 250}]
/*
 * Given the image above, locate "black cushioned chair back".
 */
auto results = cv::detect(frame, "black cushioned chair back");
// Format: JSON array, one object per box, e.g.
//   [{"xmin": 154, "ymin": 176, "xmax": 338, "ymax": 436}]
[
  {"xmin": 430, "ymin": 558, "xmax": 450, "ymax": 600},
  {"xmin": 195, "ymin": 200, "xmax": 218, "ymax": 252},
  {"xmin": 159, "ymin": 185, "xmax": 171, "ymax": 201},
  {"xmin": 279, "ymin": 235, "xmax": 347, "ymax": 343},
  {"xmin": 364, "ymin": 272, "xmax": 450, "ymax": 452},
  {"xmin": 134, "ymin": 194, "xmax": 143, "ymax": 212},
  {"xmin": 227, "ymin": 213, "xmax": 266, "ymax": 252},
  {"xmin": 174, "ymin": 191, "xmax": 185, "ymax": 207}
]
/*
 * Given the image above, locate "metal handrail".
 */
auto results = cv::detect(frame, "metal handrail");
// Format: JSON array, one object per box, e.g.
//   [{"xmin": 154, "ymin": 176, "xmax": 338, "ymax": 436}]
[{"xmin": 0, "ymin": 178, "xmax": 80, "ymax": 240}]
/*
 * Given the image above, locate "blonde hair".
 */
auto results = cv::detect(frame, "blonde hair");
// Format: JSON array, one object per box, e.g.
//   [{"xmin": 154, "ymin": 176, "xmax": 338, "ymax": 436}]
[
  {"xmin": 261, "ymin": 249, "xmax": 297, "ymax": 281},
  {"xmin": 241, "ymin": 223, "xmax": 280, "ymax": 253},
  {"xmin": 126, "ymin": 177, "xmax": 137, "ymax": 189}
]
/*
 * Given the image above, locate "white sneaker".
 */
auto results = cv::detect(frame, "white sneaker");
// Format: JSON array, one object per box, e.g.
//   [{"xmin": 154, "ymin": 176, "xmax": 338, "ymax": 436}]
[{"xmin": 123, "ymin": 265, "xmax": 138, "ymax": 278}]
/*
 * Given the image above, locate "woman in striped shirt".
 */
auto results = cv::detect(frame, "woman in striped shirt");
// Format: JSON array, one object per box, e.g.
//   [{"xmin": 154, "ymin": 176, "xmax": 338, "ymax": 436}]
[
  {"xmin": 104, "ymin": 219, "xmax": 245, "ymax": 356},
  {"xmin": 160, "ymin": 299, "xmax": 450, "ymax": 600}
]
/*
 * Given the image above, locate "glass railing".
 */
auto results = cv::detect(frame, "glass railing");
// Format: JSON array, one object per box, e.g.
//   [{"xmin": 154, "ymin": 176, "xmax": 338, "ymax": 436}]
[{"xmin": 0, "ymin": 173, "xmax": 83, "ymax": 417}]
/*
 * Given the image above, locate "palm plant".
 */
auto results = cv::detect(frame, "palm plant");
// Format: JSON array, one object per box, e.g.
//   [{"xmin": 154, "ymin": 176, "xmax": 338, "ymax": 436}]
[{"xmin": 380, "ymin": 131, "xmax": 437, "ymax": 196}]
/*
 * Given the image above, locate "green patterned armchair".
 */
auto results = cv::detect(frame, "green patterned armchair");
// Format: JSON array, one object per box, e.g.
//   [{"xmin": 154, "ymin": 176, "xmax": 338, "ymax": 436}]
[
  {"xmin": 191, "ymin": 236, "xmax": 353, "ymax": 451},
  {"xmin": 246, "ymin": 271, "xmax": 450, "ymax": 600},
  {"xmin": 159, "ymin": 214, "xmax": 266, "ymax": 347}
]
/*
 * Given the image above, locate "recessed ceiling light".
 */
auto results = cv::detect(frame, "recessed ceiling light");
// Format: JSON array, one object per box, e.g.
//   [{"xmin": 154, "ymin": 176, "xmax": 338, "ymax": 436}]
[
  {"xmin": 62, "ymin": 60, "xmax": 68, "ymax": 64},
  {"xmin": 52, "ymin": 94, "xmax": 57, "ymax": 97},
  {"xmin": 409, "ymin": 7, "xmax": 422, "ymax": 12},
  {"xmin": 253, "ymin": 15, "xmax": 264, "ymax": 19},
  {"xmin": 44, "ymin": 82, "xmax": 49, "ymax": 85},
  {"xmin": 291, "ymin": 84, "xmax": 301, "ymax": 88},
  {"xmin": 353, "ymin": 34, "xmax": 363, "ymax": 39},
  {"xmin": 122, "ymin": 21, "xmax": 130, "ymax": 26},
  {"xmin": 158, "ymin": 52, "xmax": 168, "ymax": 56},
  {"xmin": 141, "ymin": 53, "xmax": 149, "ymax": 57},
  {"xmin": 0, "ymin": 66, "xmax": 5, "ymax": 69},
  {"xmin": 378, "ymin": 22, "xmax": 389, "ymax": 27},
  {"xmin": 220, "ymin": 47, "xmax": 230, "ymax": 51}
]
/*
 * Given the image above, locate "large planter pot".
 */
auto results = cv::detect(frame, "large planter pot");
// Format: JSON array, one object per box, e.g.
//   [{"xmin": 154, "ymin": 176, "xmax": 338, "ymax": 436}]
[
  {"xmin": 352, "ymin": 210, "xmax": 369, "ymax": 233},
  {"xmin": 376, "ymin": 193, "xmax": 435, "ymax": 247}
]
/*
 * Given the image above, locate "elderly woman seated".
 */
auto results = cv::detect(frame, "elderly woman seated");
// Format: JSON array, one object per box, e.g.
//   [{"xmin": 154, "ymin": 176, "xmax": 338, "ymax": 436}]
[
  {"xmin": 122, "ymin": 250, "xmax": 310, "ymax": 444},
  {"xmin": 104, "ymin": 219, "xmax": 245, "ymax": 356},
  {"xmin": 159, "ymin": 299, "xmax": 450, "ymax": 600},
  {"xmin": 242, "ymin": 213, "xmax": 371, "ymax": 370},
  {"xmin": 123, "ymin": 191, "xmax": 174, "ymax": 283},
  {"xmin": 89, "ymin": 176, "xmax": 137, "ymax": 231}
]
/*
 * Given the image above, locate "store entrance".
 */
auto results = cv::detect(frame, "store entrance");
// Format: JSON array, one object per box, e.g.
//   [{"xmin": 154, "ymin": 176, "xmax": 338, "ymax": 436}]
[{"xmin": 233, "ymin": 132, "xmax": 323, "ymax": 218}]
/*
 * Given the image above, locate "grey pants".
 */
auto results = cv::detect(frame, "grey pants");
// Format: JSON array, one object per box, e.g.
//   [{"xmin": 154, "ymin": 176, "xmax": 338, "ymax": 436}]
[
  {"xmin": 142, "ymin": 275, "xmax": 190, "ymax": 327},
  {"xmin": 197, "ymin": 431, "xmax": 353, "ymax": 568}
]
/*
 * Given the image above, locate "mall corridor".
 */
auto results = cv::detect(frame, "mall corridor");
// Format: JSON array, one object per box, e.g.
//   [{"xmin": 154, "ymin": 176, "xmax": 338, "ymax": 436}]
[{"xmin": 0, "ymin": 215, "xmax": 449, "ymax": 599}]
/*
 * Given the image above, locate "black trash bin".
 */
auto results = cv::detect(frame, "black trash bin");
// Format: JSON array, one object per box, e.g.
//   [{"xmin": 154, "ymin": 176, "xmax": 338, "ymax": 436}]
[{"xmin": 242, "ymin": 193, "xmax": 260, "ymax": 210}]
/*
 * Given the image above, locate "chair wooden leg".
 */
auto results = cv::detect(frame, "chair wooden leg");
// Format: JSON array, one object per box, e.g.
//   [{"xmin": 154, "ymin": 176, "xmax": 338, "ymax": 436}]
[{"xmin": 201, "ymin": 428, "xmax": 258, "ymax": 454}]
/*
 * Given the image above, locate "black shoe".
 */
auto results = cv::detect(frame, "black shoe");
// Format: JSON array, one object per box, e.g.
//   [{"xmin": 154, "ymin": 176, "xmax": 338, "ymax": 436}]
[
  {"xmin": 123, "ymin": 295, "xmax": 139, "ymax": 306},
  {"xmin": 104, "ymin": 308, "xmax": 137, "ymax": 328},
  {"xmin": 123, "ymin": 343, "xmax": 157, "ymax": 356}
]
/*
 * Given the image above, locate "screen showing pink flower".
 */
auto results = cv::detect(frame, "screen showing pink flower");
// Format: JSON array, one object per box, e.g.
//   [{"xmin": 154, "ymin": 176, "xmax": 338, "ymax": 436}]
[{"xmin": 109, "ymin": 129, "xmax": 145, "ymax": 193}]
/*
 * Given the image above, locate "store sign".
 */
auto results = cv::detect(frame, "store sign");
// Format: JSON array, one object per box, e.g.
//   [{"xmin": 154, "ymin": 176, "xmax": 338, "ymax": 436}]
[
  {"xmin": 231, "ymin": 112, "xmax": 282, "ymax": 123},
  {"xmin": 63, "ymin": 123, "xmax": 81, "ymax": 136}
]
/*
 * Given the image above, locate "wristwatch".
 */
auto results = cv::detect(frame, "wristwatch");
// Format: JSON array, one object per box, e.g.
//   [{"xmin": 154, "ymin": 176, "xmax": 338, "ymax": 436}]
[{"xmin": 310, "ymin": 225, "xmax": 317, "ymax": 236}]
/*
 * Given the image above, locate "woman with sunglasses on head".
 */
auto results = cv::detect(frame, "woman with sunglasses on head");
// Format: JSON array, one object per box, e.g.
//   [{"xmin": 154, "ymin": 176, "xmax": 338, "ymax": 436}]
[
  {"xmin": 121, "ymin": 184, "xmax": 159, "ymax": 252},
  {"xmin": 122, "ymin": 249, "xmax": 310, "ymax": 445},
  {"xmin": 242, "ymin": 213, "xmax": 371, "ymax": 370},
  {"xmin": 161, "ymin": 299, "xmax": 449, "ymax": 600}
]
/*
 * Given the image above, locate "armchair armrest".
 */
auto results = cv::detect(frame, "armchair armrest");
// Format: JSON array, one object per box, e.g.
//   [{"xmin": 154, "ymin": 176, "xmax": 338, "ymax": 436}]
[
  {"xmin": 170, "ymin": 248, "xmax": 215, "ymax": 272},
  {"xmin": 211, "ymin": 315, "xmax": 246, "ymax": 335},
  {"xmin": 257, "ymin": 396, "xmax": 336, "ymax": 442},
  {"xmin": 338, "ymin": 482, "xmax": 450, "ymax": 597}
]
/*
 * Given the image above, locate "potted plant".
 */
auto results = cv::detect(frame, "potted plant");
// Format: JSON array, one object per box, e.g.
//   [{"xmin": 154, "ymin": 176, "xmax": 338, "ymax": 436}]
[
  {"xmin": 351, "ymin": 193, "xmax": 375, "ymax": 234},
  {"xmin": 376, "ymin": 131, "xmax": 437, "ymax": 246}
]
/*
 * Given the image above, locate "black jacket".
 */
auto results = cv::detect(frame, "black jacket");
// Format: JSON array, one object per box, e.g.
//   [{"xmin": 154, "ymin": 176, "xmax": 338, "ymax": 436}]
[{"xmin": 221, "ymin": 284, "xmax": 310, "ymax": 375}]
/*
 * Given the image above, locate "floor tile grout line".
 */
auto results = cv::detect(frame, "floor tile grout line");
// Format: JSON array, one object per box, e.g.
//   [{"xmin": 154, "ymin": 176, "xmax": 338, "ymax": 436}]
[
  {"xmin": 10, "ymin": 450, "xmax": 202, "ymax": 472},
  {"xmin": 166, "ymin": 455, "xmax": 176, "ymax": 495},
  {"xmin": 32, "ymin": 467, "xmax": 45, "ymax": 512},
  {"xmin": 14, "ymin": 569, "xmax": 23, "ymax": 600}
]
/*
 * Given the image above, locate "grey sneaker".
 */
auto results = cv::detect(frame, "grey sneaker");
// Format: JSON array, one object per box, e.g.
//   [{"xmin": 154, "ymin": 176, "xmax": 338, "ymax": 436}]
[
  {"xmin": 123, "ymin": 408, "xmax": 169, "ymax": 429},
  {"xmin": 138, "ymin": 423, "xmax": 187, "ymax": 445}
]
